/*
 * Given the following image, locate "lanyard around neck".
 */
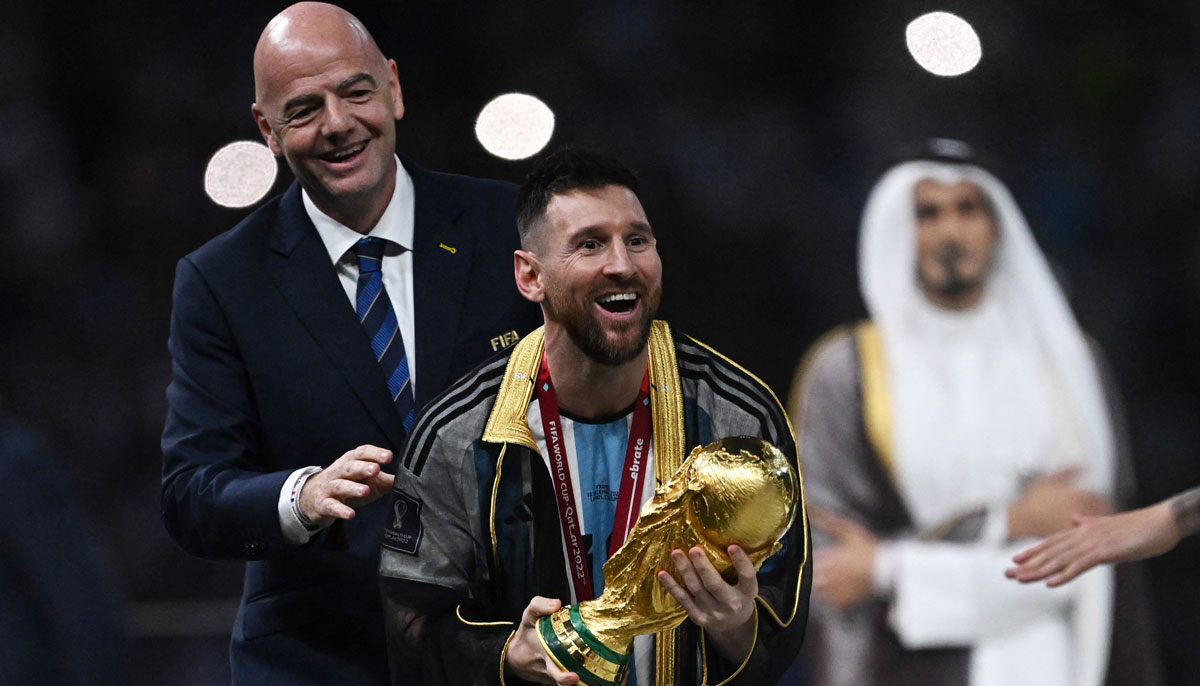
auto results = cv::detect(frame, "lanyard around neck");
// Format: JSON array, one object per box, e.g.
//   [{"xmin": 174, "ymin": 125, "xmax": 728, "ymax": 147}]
[{"xmin": 534, "ymin": 356, "xmax": 652, "ymax": 602}]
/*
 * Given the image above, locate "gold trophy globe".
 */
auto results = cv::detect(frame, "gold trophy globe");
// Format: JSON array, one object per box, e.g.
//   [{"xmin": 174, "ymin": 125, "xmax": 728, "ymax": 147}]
[{"xmin": 536, "ymin": 436, "xmax": 799, "ymax": 686}]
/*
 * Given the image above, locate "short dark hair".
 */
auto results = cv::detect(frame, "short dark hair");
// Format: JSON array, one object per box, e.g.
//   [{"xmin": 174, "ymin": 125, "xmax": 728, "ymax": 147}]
[{"xmin": 515, "ymin": 148, "xmax": 640, "ymax": 247}]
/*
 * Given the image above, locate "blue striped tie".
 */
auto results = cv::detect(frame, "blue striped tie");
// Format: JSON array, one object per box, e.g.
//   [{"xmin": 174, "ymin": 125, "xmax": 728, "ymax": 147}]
[{"xmin": 352, "ymin": 237, "xmax": 416, "ymax": 432}]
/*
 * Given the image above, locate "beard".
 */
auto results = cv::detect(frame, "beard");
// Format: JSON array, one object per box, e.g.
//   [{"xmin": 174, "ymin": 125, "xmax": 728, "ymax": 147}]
[
  {"xmin": 543, "ymin": 278, "xmax": 661, "ymax": 366},
  {"xmin": 918, "ymin": 243, "xmax": 989, "ymax": 302}
]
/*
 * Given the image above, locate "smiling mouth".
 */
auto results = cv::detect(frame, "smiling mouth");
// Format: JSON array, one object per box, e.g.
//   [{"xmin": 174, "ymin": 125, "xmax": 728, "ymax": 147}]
[
  {"xmin": 321, "ymin": 141, "xmax": 367, "ymax": 163},
  {"xmin": 597, "ymin": 292, "xmax": 639, "ymax": 314}
]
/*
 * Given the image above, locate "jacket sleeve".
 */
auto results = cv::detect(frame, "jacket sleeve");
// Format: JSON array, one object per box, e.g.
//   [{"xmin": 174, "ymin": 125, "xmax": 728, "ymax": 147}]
[
  {"xmin": 706, "ymin": 531, "xmax": 814, "ymax": 686},
  {"xmin": 380, "ymin": 434, "xmax": 517, "ymax": 686},
  {"xmin": 706, "ymin": 369, "xmax": 812, "ymax": 686},
  {"xmin": 160, "ymin": 256, "xmax": 294, "ymax": 560}
]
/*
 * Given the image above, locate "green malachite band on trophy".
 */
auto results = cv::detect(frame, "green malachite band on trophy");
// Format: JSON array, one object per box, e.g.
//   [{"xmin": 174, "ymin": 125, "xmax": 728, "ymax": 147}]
[
  {"xmin": 569, "ymin": 605, "xmax": 624, "ymax": 664},
  {"xmin": 537, "ymin": 614, "xmax": 624, "ymax": 686}
]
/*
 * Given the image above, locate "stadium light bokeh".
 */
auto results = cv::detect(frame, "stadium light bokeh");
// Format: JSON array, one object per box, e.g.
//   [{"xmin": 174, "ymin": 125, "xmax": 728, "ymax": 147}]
[
  {"xmin": 475, "ymin": 93, "xmax": 555, "ymax": 161},
  {"xmin": 906, "ymin": 11, "xmax": 982, "ymax": 77},
  {"xmin": 204, "ymin": 141, "xmax": 278, "ymax": 208}
]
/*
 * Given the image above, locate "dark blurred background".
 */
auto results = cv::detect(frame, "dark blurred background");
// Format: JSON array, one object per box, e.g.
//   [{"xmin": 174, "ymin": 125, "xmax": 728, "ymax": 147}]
[{"xmin": 3, "ymin": 1, "xmax": 1198, "ymax": 684}]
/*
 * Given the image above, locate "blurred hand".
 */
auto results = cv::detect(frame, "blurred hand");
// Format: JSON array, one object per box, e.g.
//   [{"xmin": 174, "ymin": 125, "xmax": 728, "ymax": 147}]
[
  {"xmin": 658, "ymin": 544, "xmax": 758, "ymax": 661},
  {"xmin": 1006, "ymin": 501, "xmax": 1180, "ymax": 586},
  {"xmin": 811, "ymin": 508, "xmax": 877, "ymax": 610},
  {"xmin": 504, "ymin": 596, "xmax": 579, "ymax": 685},
  {"xmin": 299, "ymin": 444, "xmax": 395, "ymax": 526},
  {"xmin": 1006, "ymin": 467, "xmax": 1112, "ymax": 541}
]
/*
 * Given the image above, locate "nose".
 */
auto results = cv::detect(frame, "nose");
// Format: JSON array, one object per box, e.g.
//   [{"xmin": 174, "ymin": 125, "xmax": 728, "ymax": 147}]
[
  {"xmin": 927, "ymin": 211, "xmax": 969, "ymax": 246},
  {"xmin": 945, "ymin": 214, "xmax": 970, "ymax": 239},
  {"xmin": 321, "ymin": 96, "xmax": 355, "ymax": 139},
  {"xmin": 603, "ymin": 241, "xmax": 636, "ymax": 279}
]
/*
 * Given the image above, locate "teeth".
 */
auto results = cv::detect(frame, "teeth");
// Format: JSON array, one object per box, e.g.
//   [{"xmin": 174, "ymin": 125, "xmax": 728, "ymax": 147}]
[
  {"xmin": 327, "ymin": 143, "xmax": 366, "ymax": 161},
  {"xmin": 599, "ymin": 293, "xmax": 637, "ymax": 303}
]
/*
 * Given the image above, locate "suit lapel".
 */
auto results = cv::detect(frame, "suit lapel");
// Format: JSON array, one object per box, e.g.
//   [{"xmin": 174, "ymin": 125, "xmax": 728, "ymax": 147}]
[
  {"xmin": 408, "ymin": 162, "xmax": 473, "ymax": 408},
  {"xmin": 266, "ymin": 183, "xmax": 409, "ymax": 451}
]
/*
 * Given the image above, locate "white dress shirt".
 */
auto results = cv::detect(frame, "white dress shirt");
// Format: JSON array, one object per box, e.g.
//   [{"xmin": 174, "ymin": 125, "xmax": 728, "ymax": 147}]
[{"xmin": 279, "ymin": 157, "xmax": 417, "ymax": 545}]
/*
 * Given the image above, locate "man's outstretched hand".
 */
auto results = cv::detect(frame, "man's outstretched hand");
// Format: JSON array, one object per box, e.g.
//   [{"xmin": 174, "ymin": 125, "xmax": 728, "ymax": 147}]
[{"xmin": 299, "ymin": 444, "xmax": 395, "ymax": 526}]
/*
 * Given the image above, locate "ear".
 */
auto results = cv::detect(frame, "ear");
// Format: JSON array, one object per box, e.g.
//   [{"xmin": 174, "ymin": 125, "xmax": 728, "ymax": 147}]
[
  {"xmin": 386, "ymin": 59, "xmax": 405, "ymax": 121},
  {"xmin": 251, "ymin": 103, "xmax": 283, "ymax": 156},
  {"xmin": 513, "ymin": 250, "xmax": 544, "ymax": 304}
]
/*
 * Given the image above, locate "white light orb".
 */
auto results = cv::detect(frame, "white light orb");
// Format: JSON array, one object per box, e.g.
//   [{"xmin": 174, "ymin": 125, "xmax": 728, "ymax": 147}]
[
  {"xmin": 906, "ymin": 11, "xmax": 982, "ymax": 77},
  {"xmin": 475, "ymin": 93, "xmax": 555, "ymax": 161},
  {"xmin": 204, "ymin": 141, "xmax": 278, "ymax": 208}
]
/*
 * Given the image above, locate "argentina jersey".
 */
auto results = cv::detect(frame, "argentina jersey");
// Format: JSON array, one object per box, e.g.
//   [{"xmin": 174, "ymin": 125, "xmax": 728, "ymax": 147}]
[{"xmin": 527, "ymin": 400, "xmax": 659, "ymax": 686}]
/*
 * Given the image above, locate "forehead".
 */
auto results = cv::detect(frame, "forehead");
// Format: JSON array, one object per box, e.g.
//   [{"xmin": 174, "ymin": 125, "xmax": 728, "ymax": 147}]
[
  {"xmin": 256, "ymin": 23, "xmax": 382, "ymax": 104},
  {"xmin": 913, "ymin": 179, "xmax": 988, "ymax": 206},
  {"xmin": 543, "ymin": 185, "xmax": 648, "ymax": 236}
]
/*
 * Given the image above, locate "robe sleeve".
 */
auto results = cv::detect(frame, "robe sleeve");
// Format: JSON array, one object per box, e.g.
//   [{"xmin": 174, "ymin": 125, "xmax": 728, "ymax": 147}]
[
  {"xmin": 379, "ymin": 438, "xmax": 513, "ymax": 686},
  {"xmin": 887, "ymin": 539, "xmax": 1079, "ymax": 647},
  {"xmin": 788, "ymin": 329, "xmax": 899, "ymax": 686}
]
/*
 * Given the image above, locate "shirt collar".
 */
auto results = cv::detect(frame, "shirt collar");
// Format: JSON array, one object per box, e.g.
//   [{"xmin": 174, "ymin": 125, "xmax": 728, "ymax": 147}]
[{"xmin": 302, "ymin": 155, "xmax": 415, "ymax": 264}]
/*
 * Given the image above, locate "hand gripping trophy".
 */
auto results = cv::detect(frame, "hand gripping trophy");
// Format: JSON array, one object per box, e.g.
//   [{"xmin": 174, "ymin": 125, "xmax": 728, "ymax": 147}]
[{"xmin": 536, "ymin": 436, "xmax": 800, "ymax": 686}]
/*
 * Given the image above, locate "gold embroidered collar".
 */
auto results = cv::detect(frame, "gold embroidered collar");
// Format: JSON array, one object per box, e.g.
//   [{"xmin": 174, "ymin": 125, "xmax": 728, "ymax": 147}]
[{"xmin": 481, "ymin": 321, "xmax": 686, "ymax": 479}]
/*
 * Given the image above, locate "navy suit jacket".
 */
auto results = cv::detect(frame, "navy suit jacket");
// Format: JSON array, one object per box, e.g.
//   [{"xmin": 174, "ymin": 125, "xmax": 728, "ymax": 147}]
[{"xmin": 161, "ymin": 161, "xmax": 542, "ymax": 685}]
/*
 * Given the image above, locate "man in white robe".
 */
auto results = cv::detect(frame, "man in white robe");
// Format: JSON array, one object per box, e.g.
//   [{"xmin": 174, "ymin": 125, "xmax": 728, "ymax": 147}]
[{"xmin": 788, "ymin": 140, "xmax": 1161, "ymax": 686}]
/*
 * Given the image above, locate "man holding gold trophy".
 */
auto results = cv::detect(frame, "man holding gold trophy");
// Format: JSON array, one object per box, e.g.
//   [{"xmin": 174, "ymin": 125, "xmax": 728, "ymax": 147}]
[{"xmin": 379, "ymin": 149, "xmax": 810, "ymax": 685}]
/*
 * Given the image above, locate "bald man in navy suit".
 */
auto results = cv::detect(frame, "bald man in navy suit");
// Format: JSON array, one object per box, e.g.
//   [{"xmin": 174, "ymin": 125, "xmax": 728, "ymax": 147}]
[{"xmin": 160, "ymin": 4, "xmax": 540, "ymax": 684}]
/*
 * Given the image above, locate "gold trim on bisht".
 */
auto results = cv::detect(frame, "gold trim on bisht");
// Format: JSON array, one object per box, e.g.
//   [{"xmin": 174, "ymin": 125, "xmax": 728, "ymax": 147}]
[
  {"xmin": 647, "ymin": 321, "xmax": 686, "ymax": 686},
  {"xmin": 489, "ymin": 444, "xmax": 510, "ymax": 576},
  {"xmin": 656, "ymin": 635, "xmax": 675, "ymax": 686},
  {"xmin": 855, "ymin": 321, "xmax": 896, "ymax": 483},
  {"xmin": 482, "ymin": 327, "xmax": 544, "ymax": 450},
  {"xmin": 455, "ymin": 603, "xmax": 512, "ymax": 628},
  {"xmin": 683, "ymin": 335, "xmax": 810, "ymax": 630},
  {"xmin": 498, "ymin": 629, "xmax": 517, "ymax": 686},
  {"xmin": 482, "ymin": 331, "xmax": 541, "ymax": 599},
  {"xmin": 699, "ymin": 603, "xmax": 760, "ymax": 686},
  {"xmin": 648, "ymin": 320, "xmax": 687, "ymax": 480}
]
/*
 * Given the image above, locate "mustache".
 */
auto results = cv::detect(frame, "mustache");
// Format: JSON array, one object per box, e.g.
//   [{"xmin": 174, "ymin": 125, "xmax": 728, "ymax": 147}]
[
  {"xmin": 934, "ymin": 242, "xmax": 969, "ymax": 267},
  {"xmin": 588, "ymin": 276, "xmax": 647, "ymax": 298}
]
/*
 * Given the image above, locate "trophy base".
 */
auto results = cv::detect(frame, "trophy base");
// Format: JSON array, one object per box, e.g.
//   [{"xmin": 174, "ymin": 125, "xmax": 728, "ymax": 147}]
[{"xmin": 536, "ymin": 604, "xmax": 630, "ymax": 686}]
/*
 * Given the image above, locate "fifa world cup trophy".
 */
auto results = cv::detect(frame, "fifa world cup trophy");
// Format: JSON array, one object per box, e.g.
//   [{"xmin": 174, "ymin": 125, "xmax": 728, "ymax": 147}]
[{"xmin": 536, "ymin": 436, "xmax": 799, "ymax": 685}]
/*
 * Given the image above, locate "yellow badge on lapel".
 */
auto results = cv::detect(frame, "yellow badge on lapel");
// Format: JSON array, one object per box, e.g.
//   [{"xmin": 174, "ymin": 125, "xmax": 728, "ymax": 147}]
[
  {"xmin": 439, "ymin": 243, "xmax": 457, "ymax": 254},
  {"xmin": 490, "ymin": 330, "xmax": 521, "ymax": 351}
]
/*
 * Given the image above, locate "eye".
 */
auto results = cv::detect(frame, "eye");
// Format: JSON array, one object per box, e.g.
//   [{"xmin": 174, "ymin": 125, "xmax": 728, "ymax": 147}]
[
  {"xmin": 915, "ymin": 204, "xmax": 939, "ymax": 221},
  {"xmin": 285, "ymin": 106, "xmax": 318, "ymax": 123},
  {"xmin": 349, "ymin": 89, "xmax": 373, "ymax": 101},
  {"xmin": 579, "ymin": 239, "xmax": 600, "ymax": 251}
]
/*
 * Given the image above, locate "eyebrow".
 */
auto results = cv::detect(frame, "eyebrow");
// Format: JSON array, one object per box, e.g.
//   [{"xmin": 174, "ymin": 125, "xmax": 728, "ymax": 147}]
[
  {"xmin": 565, "ymin": 221, "xmax": 655, "ymax": 241},
  {"xmin": 281, "ymin": 73, "xmax": 378, "ymax": 115},
  {"xmin": 337, "ymin": 72, "xmax": 377, "ymax": 91}
]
